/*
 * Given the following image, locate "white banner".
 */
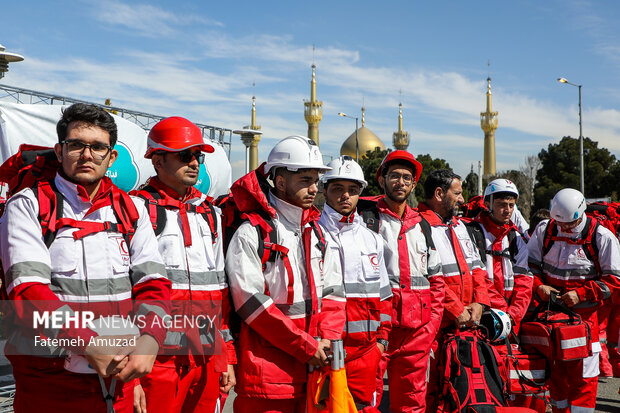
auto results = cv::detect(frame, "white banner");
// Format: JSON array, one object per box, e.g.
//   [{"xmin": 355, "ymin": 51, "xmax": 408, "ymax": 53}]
[{"xmin": 0, "ymin": 102, "xmax": 231, "ymax": 198}]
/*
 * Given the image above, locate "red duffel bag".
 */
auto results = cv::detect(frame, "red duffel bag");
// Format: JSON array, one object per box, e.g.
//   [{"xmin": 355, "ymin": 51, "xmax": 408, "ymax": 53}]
[
  {"xmin": 519, "ymin": 293, "xmax": 591, "ymax": 362},
  {"xmin": 505, "ymin": 342, "xmax": 550, "ymax": 395}
]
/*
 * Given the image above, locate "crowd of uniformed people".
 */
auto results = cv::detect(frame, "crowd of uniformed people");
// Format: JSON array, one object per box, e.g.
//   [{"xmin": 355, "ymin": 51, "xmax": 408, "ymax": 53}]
[{"xmin": 0, "ymin": 103, "xmax": 618, "ymax": 413}]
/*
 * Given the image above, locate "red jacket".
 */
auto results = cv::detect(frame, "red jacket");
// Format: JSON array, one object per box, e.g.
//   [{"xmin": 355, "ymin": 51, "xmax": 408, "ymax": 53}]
[
  {"xmin": 418, "ymin": 203, "xmax": 490, "ymax": 328},
  {"xmin": 225, "ymin": 166, "xmax": 346, "ymax": 399}
]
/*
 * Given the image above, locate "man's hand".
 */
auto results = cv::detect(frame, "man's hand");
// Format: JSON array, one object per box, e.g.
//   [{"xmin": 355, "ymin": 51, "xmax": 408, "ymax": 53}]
[
  {"xmin": 84, "ymin": 334, "xmax": 134, "ymax": 377},
  {"xmin": 377, "ymin": 342, "xmax": 385, "ymax": 354},
  {"xmin": 467, "ymin": 303, "xmax": 484, "ymax": 327},
  {"xmin": 455, "ymin": 308, "xmax": 471, "ymax": 329},
  {"xmin": 113, "ymin": 335, "xmax": 159, "ymax": 382},
  {"xmin": 560, "ymin": 290, "xmax": 580, "ymax": 307},
  {"xmin": 537, "ymin": 285, "xmax": 560, "ymax": 302},
  {"xmin": 308, "ymin": 338, "xmax": 331, "ymax": 367},
  {"xmin": 220, "ymin": 364, "xmax": 236, "ymax": 393},
  {"xmin": 134, "ymin": 383, "xmax": 147, "ymax": 413}
]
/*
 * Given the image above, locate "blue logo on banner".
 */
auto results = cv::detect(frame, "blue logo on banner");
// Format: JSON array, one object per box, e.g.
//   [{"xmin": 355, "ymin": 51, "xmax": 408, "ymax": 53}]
[
  {"xmin": 106, "ymin": 142, "xmax": 139, "ymax": 191},
  {"xmin": 194, "ymin": 163, "xmax": 211, "ymax": 194}
]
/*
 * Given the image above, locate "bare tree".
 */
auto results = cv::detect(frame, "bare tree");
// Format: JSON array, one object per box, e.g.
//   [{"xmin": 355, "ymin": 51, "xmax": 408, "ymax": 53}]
[{"xmin": 519, "ymin": 155, "xmax": 542, "ymax": 219}]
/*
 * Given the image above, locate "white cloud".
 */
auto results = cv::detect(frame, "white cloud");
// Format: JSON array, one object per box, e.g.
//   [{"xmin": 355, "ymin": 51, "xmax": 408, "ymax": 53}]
[{"xmin": 90, "ymin": 0, "xmax": 223, "ymax": 38}]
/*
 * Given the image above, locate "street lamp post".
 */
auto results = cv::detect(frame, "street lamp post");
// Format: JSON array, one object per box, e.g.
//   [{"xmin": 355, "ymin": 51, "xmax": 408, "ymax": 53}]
[
  {"xmin": 0, "ymin": 44, "xmax": 24, "ymax": 80},
  {"xmin": 557, "ymin": 77, "xmax": 584, "ymax": 194},
  {"xmin": 337, "ymin": 112, "xmax": 359, "ymax": 161}
]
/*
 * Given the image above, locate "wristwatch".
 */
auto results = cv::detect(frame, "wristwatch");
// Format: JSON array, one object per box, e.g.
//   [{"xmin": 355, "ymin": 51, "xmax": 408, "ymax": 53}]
[{"xmin": 377, "ymin": 339, "xmax": 389, "ymax": 349}]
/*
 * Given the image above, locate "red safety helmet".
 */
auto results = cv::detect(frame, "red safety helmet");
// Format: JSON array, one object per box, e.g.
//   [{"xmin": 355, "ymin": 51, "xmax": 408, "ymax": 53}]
[
  {"xmin": 376, "ymin": 150, "xmax": 423, "ymax": 183},
  {"xmin": 145, "ymin": 116, "xmax": 214, "ymax": 158}
]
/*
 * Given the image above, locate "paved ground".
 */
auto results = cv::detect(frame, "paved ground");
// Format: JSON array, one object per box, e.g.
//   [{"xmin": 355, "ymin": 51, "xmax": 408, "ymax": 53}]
[{"xmin": 222, "ymin": 377, "xmax": 620, "ymax": 412}]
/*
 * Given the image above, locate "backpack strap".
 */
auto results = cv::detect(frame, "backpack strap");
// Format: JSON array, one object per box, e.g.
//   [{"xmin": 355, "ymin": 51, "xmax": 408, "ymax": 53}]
[
  {"xmin": 418, "ymin": 217, "xmax": 435, "ymax": 250},
  {"xmin": 357, "ymin": 199, "xmax": 380, "ymax": 233},
  {"xmin": 507, "ymin": 229, "xmax": 519, "ymax": 263},
  {"xmin": 197, "ymin": 202, "xmax": 218, "ymax": 244},
  {"xmin": 34, "ymin": 180, "xmax": 65, "ymax": 248},
  {"xmin": 464, "ymin": 220, "xmax": 486, "ymax": 261},
  {"xmin": 135, "ymin": 186, "xmax": 167, "ymax": 236},
  {"xmin": 310, "ymin": 221, "xmax": 327, "ymax": 261}
]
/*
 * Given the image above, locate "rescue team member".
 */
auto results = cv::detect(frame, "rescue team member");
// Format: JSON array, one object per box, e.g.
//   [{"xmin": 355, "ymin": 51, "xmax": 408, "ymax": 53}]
[
  {"xmin": 417, "ymin": 169, "xmax": 491, "ymax": 412},
  {"xmin": 225, "ymin": 136, "xmax": 346, "ymax": 413},
  {"xmin": 318, "ymin": 156, "xmax": 392, "ymax": 412},
  {"xmin": 472, "ymin": 179, "xmax": 532, "ymax": 332},
  {"xmin": 528, "ymin": 188, "xmax": 620, "ymax": 413},
  {"xmin": 471, "ymin": 179, "xmax": 537, "ymax": 410},
  {"xmin": 367, "ymin": 151, "xmax": 444, "ymax": 413},
  {"xmin": 132, "ymin": 117, "xmax": 235, "ymax": 413},
  {"xmin": 0, "ymin": 104, "xmax": 171, "ymax": 412}
]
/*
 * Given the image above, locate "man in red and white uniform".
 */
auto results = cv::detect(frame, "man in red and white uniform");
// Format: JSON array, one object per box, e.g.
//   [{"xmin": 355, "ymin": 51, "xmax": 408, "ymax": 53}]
[
  {"xmin": 318, "ymin": 156, "xmax": 391, "ymax": 412},
  {"xmin": 133, "ymin": 117, "xmax": 236, "ymax": 413},
  {"xmin": 528, "ymin": 188, "xmax": 620, "ymax": 413},
  {"xmin": 470, "ymin": 179, "xmax": 538, "ymax": 409},
  {"xmin": 472, "ymin": 179, "xmax": 532, "ymax": 332},
  {"xmin": 225, "ymin": 136, "xmax": 346, "ymax": 413},
  {"xmin": 360, "ymin": 150, "xmax": 444, "ymax": 413},
  {"xmin": 0, "ymin": 103, "xmax": 171, "ymax": 413},
  {"xmin": 417, "ymin": 169, "xmax": 491, "ymax": 412}
]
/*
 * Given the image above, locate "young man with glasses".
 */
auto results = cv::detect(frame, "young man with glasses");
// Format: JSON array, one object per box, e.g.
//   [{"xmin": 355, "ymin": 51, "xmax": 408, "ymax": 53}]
[
  {"xmin": 528, "ymin": 188, "xmax": 620, "ymax": 413},
  {"xmin": 357, "ymin": 150, "xmax": 443, "ymax": 413},
  {"xmin": 416, "ymin": 169, "xmax": 490, "ymax": 412},
  {"xmin": 0, "ymin": 103, "xmax": 171, "ymax": 412},
  {"xmin": 132, "ymin": 117, "xmax": 236, "ymax": 413}
]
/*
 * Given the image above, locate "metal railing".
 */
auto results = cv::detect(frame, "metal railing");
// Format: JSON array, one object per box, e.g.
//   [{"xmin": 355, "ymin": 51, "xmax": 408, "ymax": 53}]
[{"xmin": 0, "ymin": 84, "xmax": 233, "ymax": 158}]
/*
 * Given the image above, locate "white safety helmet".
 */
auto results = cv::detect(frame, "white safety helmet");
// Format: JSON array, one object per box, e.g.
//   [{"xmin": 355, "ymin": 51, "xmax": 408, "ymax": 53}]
[
  {"xmin": 264, "ymin": 135, "xmax": 331, "ymax": 174},
  {"xmin": 550, "ymin": 188, "xmax": 586, "ymax": 223},
  {"xmin": 321, "ymin": 156, "xmax": 367, "ymax": 189},
  {"xmin": 479, "ymin": 309, "xmax": 512, "ymax": 343},
  {"xmin": 484, "ymin": 179, "xmax": 519, "ymax": 200},
  {"xmin": 484, "ymin": 179, "xmax": 519, "ymax": 213}
]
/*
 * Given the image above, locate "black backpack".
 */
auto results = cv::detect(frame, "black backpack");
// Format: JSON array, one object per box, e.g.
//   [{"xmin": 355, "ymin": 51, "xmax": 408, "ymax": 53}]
[
  {"xmin": 464, "ymin": 220, "xmax": 519, "ymax": 264},
  {"xmin": 439, "ymin": 330, "xmax": 507, "ymax": 413}
]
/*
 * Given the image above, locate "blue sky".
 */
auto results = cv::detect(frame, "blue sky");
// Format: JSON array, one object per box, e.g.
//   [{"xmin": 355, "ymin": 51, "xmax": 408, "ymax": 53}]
[{"xmin": 2, "ymin": 0, "xmax": 620, "ymax": 181}]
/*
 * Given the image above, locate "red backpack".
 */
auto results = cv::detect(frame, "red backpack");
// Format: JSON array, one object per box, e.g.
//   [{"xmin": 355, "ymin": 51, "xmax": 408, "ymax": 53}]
[
  {"xmin": 461, "ymin": 195, "xmax": 487, "ymax": 219},
  {"xmin": 586, "ymin": 201, "xmax": 620, "ymax": 238}
]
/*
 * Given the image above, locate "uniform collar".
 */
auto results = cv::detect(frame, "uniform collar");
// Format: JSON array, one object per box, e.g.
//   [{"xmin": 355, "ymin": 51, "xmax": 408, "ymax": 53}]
[
  {"xmin": 320, "ymin": 203, "xmax": 359, "ymax": 232},
  {"xmin": 146, "ymin": 176, "xmax": 203, "ymax": 203},
  {"xmin": 54, "ymin": 172, "xmax": 112, "ymax": 207}
]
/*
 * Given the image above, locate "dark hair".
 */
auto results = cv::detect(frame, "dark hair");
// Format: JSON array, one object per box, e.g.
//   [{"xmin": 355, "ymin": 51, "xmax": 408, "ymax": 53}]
[
  {"xmin": 56, "ymin": 103, "xmax": 118, "ymax": 147},
  {"xmin": 485, "ymin": 192, "xmax": 518, "ymax": 202},
  {"xmin": 529, "ymin": 208, "xmax": 551, "ymax": 235},
  {"xmin": 423, "ymin": 169, "xmax": 461, "ymax": 200},
  {"xmin": 381, "ymin": 160, "xmax": 416, "ymax": 178}
]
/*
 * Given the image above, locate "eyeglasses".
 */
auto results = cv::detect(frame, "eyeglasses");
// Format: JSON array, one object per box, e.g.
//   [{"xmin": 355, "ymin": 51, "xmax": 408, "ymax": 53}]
[
  {"xmin": 177, "ymin": 150, "xmax": 205, "ymax": 164},
  {"xmin": 63, "ymin": 140, "xmax": 112, "ymax": 160},
  {"xmin": 387, "ymin": 172, "xmax": 413, "ymax": 185}
]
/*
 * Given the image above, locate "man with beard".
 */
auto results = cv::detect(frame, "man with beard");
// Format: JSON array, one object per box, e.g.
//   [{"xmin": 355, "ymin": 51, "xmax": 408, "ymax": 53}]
[
  {"xmin": 357, "ymin": 150, "xmax": 444, "ymax": 413},
  {"xmin": 132, "ymin": 117, "xmax": 236, "ymax": 413},
  {"xmin": 417, "ymin": 169, "xmax": 490, "ymax": 412}
]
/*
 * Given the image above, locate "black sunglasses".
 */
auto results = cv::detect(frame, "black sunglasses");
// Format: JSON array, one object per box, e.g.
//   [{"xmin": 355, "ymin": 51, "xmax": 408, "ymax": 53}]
[{"xmin": 177, "ymin": 150, "xmax": 205, "ymax": 164}]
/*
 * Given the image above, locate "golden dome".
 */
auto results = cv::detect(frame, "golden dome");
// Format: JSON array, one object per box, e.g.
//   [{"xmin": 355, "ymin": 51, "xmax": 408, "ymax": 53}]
[{"xmin": 340, "ymin": 126, "xmax": 386, "ymax": 159}]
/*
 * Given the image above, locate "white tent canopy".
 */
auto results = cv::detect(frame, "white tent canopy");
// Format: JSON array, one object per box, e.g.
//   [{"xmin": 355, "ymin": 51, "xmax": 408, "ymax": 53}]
[{"xmin": 0, "ymin": 102, "xmax": 231, "ymax": 197}]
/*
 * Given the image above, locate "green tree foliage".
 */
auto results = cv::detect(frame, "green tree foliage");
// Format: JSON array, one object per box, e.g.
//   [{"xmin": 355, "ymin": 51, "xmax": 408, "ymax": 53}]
[
  {"xmin": 357, "ymin": 147, "xmax": 389, "ymax": 196},
  {"xmin": 533, "ymin": 136, "xmax": 619, "ymax": 212},
  {"xmin": 414, "ymin": 154, "xmax": 452, "ymax": 203}
]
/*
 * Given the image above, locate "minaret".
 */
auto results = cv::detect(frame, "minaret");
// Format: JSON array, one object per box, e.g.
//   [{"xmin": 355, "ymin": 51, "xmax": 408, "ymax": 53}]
[
  {"xmin": 234, "ymin": 94, "xmax": 262, "ymax": 173},
  {"xmin": 480, "ymin": 77, "xmax": 498, "ymax": 176},
  {"xmin": 304, "ymin": 64, "xmax": 323, "ymax": 145},
  {"xmin": 392, "ymin": 102, "xmax": 410, "ymax": 150}
]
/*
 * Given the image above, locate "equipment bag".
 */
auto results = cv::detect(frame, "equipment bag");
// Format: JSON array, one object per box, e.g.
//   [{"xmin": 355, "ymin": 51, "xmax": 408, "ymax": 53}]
[
  {"xmin": 519, "ymin": 293, "xmax": 591, "ymax": 362},
  {"xmin": 439, "ymin": 329, "xmax": 506, "ymax": 413},
  {"xmin": 504, "ymin": 331, "xmax": 550, "ymax": 396}
]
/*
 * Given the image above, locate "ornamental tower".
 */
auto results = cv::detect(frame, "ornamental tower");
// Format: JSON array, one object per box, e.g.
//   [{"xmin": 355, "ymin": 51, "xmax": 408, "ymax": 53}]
[
  {"xmin": 480, "ymin": 77, "xmax": 498, "ymax": 176},
  {"xmin": 304, "ymin": 64, "xmax": 323, "ymax": 145},
  {"xmin": 234, "ymin": 94, "xmax": 262, "ymax": 173},
  {"xmin": 392, "ymin": 102, "xmax": 409, "ymax": 150}
]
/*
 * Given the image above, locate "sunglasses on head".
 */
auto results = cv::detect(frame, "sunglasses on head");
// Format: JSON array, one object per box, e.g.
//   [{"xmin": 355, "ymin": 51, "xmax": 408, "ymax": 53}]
[{"xmin": 177, "ymin": 150, "xmax": 205, "ymax": 164}]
